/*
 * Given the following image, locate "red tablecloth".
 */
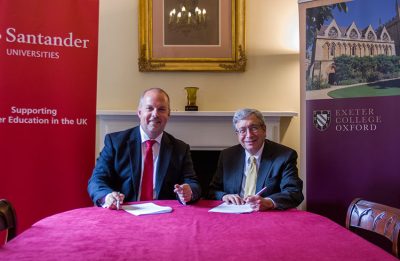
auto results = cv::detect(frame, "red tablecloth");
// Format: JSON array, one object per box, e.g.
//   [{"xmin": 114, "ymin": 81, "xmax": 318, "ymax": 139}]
[{"xmin": 0, "ymin": 200, "xmax": 397, "ymax": 260}]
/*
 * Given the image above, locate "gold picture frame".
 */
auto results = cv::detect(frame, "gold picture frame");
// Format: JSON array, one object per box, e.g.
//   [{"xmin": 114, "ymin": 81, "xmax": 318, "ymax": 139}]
[{"xmin": 139, "ymin": 0, "xmax": 246, "ymax": 72}]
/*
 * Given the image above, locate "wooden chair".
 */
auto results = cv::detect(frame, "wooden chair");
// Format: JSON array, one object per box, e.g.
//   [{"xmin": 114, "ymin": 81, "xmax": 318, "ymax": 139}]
[
  {"xmin": 346, "ymin": 198, "xmax": 400, "ymax": 258},
  {"xmin": 0, "ymin": 199, "xmax": 17, "ymax": 243}
]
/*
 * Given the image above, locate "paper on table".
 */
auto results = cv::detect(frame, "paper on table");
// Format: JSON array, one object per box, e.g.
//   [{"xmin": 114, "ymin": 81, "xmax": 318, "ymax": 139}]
[
  {"xmin": 121, "ymin": 203, "xmax": 172, "ymax": 216},
  {"xmin": 208, "ymin": 202, "xmax": 254, "ymax": 214}
]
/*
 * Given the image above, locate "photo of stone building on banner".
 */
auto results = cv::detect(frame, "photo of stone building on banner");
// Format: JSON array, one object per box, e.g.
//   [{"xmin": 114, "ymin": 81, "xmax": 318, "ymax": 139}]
[{"xmin": 306, "ymin": 0, "xmax": 400, "ymax": 100}]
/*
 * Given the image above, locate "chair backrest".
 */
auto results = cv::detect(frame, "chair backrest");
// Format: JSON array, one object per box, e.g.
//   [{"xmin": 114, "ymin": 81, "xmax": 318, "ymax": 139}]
[
  {"xmin": 0, "ymin": 199, "xmax": 17, "ymax": 243},
  {"xmin": 346, "ymin": 198, "xmax": 400, "ymax": 258}
]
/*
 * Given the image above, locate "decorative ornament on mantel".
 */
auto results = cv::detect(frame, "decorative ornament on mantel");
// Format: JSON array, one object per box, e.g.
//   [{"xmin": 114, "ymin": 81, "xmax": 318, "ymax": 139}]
[{"xmin": 184, "ymin": 87, "xmax": 199, "ymax": 111}]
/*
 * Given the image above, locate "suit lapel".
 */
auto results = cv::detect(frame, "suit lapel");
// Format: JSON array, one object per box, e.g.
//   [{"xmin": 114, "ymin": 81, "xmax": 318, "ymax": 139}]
[
  {"xmin": 128, "ymin": 128, "xmax": 142, "ymax": 201},
  {"xmin": 257, "ymin": 140, "xmax": 273, "ymax": 192},
  {"xmin": 155, "ymin": 133, "xmax": 172, "ymax": 198},
  {"xmin": 228, "ymin": 146, "xmax": 245, "ymax": 193}
]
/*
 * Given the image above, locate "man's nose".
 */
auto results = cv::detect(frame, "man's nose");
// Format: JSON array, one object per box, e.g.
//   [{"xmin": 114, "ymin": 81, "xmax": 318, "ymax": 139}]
[
  {"xmin": 151, "ymin": 109, "xmax": 159, "ymax": 117},
  {"xmin": 245, "ymin": 128, "xmax": 253, "ymax": 137}
]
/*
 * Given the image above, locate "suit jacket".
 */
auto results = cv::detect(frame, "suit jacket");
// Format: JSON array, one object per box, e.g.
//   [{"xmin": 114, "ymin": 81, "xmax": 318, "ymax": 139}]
[
  {"xmin": 88, "ymin": 126, "xmax": 201, "ymax": 206},
  {"xmin": 208, "ymin": 140, "xmax": 303, "ymax": 209}
]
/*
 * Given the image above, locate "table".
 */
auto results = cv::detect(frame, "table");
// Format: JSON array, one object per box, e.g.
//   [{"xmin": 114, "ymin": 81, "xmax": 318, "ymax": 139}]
[{"xmin": 0, "ymin": 200, "xmax": 397, "ymax": 260}]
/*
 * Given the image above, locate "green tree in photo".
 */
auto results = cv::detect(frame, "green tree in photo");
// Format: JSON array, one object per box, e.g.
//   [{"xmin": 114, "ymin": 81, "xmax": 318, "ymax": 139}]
[{"xmin": 306, "ymin": 3, "xmax": 348, "ymax": 88}]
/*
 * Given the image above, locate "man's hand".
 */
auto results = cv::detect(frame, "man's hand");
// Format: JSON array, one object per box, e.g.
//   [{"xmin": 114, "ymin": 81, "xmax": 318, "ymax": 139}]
[
  {"xmin": 222, "ymin": 194, "xmax": 245, "ymax": 205},
  {"xmin": 104, "ymin": 192, "xmax": 125, "ymax": 210},
  {"xmin": 244, "ymin": 196, "xmax": 274, "ymax": 211},
  {"xmin": 174, "ymin": 184, "xmax": 192, "ymax": 204}
]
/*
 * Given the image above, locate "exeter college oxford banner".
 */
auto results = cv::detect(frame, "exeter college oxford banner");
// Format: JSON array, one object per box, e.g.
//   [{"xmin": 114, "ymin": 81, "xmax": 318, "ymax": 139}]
[
  {"xmin": 0, "ymin": 0, "xmax": 98, "ymax": 232},
  {"xmin": 300, "ymin": 0, "xmax": 400, "ymax": 225}
]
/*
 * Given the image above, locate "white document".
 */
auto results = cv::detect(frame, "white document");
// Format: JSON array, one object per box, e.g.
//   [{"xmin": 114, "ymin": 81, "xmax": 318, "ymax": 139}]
[
  {"xmin": 121, "ymin": 203, "xmax": 172, "ymax": 216},
  {"xmin": 208, "ymin": 202, "xmax": 254, "ymax": 214}
]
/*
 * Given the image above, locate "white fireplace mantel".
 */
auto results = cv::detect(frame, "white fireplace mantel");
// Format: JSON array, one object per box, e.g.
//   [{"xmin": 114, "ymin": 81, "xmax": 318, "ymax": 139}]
[{"xmin": 97, "ymin": 110, "xmax": 298, "ymax": 151}]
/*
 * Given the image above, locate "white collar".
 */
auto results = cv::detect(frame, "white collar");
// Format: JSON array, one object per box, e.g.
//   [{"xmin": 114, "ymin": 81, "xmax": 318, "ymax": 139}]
[
  {"xmin": 139, "ymin": 126, "xmax": 163, "ymax": 144},
  {"xmin": 245, "ymin": 142, "xmax": 265, "ymax": 163}
]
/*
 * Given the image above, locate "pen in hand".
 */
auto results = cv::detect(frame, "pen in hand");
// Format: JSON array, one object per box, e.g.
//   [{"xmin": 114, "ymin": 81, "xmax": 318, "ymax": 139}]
[
  {"xmin": 178, "ymin": 192, "xmax": 187, "ymax": 205},
  {"xmin": 116, "ymin": 192, "xmax": 120, "ymax": 210},
  {"xmin": 244, "ymin": 187, "xmax": 267, "ymax": 205},
  {"xmin": 255, "ymin": 187, "xmax": 267, "ymax": 196},
  {"xmin": 174, "ymin": 184, "xmax": 187, "ymax": 205}
]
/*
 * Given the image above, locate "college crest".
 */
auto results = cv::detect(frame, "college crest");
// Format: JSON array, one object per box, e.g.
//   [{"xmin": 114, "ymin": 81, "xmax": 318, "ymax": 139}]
[{"xmin": 313, "ymin": 110, "xmax": 331, "ymax": 131}]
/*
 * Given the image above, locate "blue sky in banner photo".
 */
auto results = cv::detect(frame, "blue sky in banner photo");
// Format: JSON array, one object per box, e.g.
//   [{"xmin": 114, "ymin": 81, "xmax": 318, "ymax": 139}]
[{"xmin": 326, "ymin": 0, "xmax": 397, "ymax": 29}]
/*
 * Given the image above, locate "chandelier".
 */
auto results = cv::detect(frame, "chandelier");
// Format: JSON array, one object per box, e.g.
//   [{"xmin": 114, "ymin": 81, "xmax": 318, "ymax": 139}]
[{"xmin": 168, "ymin": 0, "xmax": 207, "ymax": 35}]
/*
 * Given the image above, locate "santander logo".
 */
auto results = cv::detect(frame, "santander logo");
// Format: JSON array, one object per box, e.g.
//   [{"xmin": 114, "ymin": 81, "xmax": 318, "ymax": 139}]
[
  {"xmin": 5, "ymin": 27, "xmax": 90, "ymax": 48},
  {"xmin": 1, "ymin": 27, "xmax": 91, "ymax": 59}
]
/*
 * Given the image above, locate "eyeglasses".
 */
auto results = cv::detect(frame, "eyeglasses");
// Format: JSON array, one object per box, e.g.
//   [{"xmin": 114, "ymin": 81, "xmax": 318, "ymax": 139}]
[{"xmin": 235, "ymin": 124, "xmax": 263, "ymax": 135}]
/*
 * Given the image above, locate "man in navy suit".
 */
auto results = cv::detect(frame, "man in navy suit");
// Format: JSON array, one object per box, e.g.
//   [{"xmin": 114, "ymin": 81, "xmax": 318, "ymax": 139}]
[
  {"xmin": 88, "ymin": 88, "xmax": 201, "ymax": 209},
  {"xmin": 209, "ymin": 108, "xmax": 303, "ymax": 211}
]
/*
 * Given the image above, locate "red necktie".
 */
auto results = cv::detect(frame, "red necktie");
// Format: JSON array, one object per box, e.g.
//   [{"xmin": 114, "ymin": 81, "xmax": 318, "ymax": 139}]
[{"xmin": 140, "ymin": 139, "xmax": 156, "ymax": 201}]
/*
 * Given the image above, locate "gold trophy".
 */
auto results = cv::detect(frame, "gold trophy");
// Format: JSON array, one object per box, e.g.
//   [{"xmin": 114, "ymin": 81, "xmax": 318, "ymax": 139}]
[{"xmin": 184, "ymin": 87, "xmax": 199, "ymax": 111}]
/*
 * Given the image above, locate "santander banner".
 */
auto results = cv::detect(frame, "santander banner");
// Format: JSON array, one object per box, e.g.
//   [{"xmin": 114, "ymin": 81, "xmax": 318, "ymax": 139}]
[{"xmin": 0, "ymin": 0, "xmax": 98, "ymax": 232}]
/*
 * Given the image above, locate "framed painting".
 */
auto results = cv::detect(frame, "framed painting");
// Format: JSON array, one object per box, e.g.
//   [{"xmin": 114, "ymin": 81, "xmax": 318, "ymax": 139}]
[{"xmin": 138, "ymin": 0, "xmax": 246, "ymax": 72}]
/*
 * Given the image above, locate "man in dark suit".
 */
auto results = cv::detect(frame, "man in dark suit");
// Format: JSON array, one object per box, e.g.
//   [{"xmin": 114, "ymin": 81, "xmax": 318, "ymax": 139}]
[
  {"xmin": 209, "ymin": 108, "xmax": 303, "ymax": 211},
  {"xmin": 88, "ymin": 88, "xmax": 201, "ymax": 209}
]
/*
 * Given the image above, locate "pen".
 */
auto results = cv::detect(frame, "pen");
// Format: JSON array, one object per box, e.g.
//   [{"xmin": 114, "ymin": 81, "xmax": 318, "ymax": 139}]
[
  {"xmin": 116, "ymin": 192, "xmax": 120, "ymax": 210},
  {"xmin": 255, "ymin": 187, "xmax": 267, "ymax": 196},
  {"xmin": 177, "ymin": 191, "xmax": 187, "ymax": 206},
  {"xmin": 244, "ymin": 187, "xmax": 267, "ymax": 205},
  {"xmin": 175, "ymin": 184, "xmax": 187, "ymax": 205},
  {"xmin": 181, "ymin": 198, "xmax": 187, "ymax": 206}
]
